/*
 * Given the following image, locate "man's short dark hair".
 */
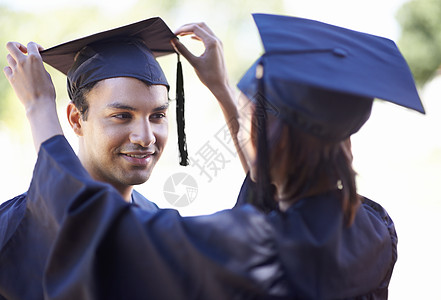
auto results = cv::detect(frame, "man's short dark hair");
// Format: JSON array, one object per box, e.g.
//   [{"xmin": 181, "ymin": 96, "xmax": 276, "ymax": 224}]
[{"xmin": 71, "ymin": 81, "xmax": 99, "ymax": 121}]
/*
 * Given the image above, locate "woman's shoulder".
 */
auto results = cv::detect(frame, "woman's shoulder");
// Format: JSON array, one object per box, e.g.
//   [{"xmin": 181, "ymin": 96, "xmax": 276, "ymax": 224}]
[
  {"xmin": 359, "ymin": 196, "xmax": 397, "ymax": 242},
  {"xmin": 360, "ymin": 196, "xmax": 395, "ymax": 224}
]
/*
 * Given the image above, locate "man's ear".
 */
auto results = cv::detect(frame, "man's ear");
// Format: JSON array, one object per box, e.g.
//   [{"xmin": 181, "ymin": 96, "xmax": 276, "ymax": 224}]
[{"xmin": 67, "ymin": 102, "xmax": 83, "ymax": 136}]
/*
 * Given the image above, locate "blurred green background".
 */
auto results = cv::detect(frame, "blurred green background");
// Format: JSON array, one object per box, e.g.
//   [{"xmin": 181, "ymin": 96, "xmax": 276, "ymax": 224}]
[{"xmin": 0, "ymin": 0, "xmax": 440, "ymax": 298}]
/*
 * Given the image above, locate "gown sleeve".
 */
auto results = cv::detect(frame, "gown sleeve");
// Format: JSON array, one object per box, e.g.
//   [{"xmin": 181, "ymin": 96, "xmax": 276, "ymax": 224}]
[{"xmin": 32, "ymin": 136, "xmax": 288, "ymax": 299}]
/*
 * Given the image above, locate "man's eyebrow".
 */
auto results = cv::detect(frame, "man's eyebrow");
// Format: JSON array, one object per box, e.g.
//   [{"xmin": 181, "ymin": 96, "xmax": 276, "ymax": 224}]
[
  {"xmin": 153, "ymin": 103, "xmax": 169, "ymax": 112},
  {"xmin": 106, "ymin": 102, "xmax": 169, "ymax": 112},
  {"xmin": 106, "ymin": 102, "xmax": 137, "ymax": 111}
]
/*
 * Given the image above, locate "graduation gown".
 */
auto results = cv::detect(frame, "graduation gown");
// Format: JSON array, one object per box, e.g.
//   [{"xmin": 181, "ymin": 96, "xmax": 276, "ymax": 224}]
[
  {"xmin": 0, "ymin": 170, "xmax": 158, "ymax": 300},
  {"xmin": 35, "ymin": 136, "xmax": 396, "ymax": 299}
]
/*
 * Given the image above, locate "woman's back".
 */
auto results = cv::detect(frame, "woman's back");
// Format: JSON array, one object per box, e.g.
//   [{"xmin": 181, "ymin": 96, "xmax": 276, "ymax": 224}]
[{"xmin": 238, "ymin": 176, "xmax": 397, "ymax": 299}]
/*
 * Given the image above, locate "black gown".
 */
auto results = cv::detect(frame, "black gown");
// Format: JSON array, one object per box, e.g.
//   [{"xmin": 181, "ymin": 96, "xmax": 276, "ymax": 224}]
[
  {"xmin": 33, "ymin": 136, "xmax": 397, "ymax": 299},
  {"xmin": 0, "ymin": 165, "xmax": 158, "ymax": 300}
]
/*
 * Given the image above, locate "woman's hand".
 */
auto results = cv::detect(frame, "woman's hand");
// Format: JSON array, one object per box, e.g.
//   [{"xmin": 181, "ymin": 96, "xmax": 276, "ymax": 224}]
[{"xmin": 172, "ymin": 22, "xmax": 230, "ymax": 99}]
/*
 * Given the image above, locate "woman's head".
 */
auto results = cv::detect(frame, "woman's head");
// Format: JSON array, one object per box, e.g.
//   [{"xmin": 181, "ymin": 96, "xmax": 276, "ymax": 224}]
[
  {"xmin": 238, "ymin": 92, "xmax": 361, "ymax": 223},
  {"xmin": 237, "ymin": 72, "xmax": 373, "ymax": 218},
  {"xmin": 236, "ymin": 66, "xmax": 374, "ymax": 224}
]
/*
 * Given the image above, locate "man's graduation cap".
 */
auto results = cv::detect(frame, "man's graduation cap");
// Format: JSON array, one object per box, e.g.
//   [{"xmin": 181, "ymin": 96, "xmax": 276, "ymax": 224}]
[
  {"xmin": 40, "ymin": 17, "xmax": 189, "ymax": 166},
  {"xmin": 238, "ymin": 13, "xmax": 425, "ymax": 142},
  {"xmin": 237, "ymin": 13, "xmax": 424, "ymax": 212}
]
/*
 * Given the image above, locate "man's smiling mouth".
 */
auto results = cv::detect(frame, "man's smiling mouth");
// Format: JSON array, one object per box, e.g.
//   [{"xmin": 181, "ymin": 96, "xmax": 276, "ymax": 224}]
[{"xmin": 124, "ymin": 153, "xmax": 149, "ymax": 158}]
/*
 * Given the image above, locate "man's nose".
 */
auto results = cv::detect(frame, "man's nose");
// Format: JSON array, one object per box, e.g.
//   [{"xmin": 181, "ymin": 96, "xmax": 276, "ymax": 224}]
[{"xmin": 129, "ymin": 120, "xmax": 156, "ymax": 148}]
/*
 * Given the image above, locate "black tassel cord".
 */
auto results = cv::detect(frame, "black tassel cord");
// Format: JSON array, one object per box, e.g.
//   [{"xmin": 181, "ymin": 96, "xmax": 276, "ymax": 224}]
[{"xmin": 176, "ymin": 54, "xmax": 189, "ymax": 166}]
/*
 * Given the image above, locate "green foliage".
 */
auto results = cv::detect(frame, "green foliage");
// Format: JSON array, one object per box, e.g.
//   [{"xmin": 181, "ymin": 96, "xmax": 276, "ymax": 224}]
[
  {"xmin": 397, "ymin": 0, "xmax": 441, "ymax": 86},
  {"xmin": 0, "ymin": 4, "xmax": 113, "ymax": 127}
]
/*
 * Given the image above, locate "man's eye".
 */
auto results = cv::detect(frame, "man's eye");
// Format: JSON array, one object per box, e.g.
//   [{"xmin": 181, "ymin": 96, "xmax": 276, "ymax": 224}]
[
  {"xmin": 152, "ymin": 113, "xmax": 166, "ymax": 119},
  {"xmin": 113, "ymin": 113, "xmax": 132, "ymax": 119}
]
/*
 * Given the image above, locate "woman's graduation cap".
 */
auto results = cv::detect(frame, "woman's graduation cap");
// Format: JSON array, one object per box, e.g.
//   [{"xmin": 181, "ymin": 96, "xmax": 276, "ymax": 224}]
[
  {"xmin": 238, "ymin": 13, "xmax": 425, "ymax": 142},
  {"xmin": 237, "ymin": 13, "xmax": 425, "ymax": 212},
  {"xmin": 40, "ymin": 17, "xmax": 189, "ymax": 166}
]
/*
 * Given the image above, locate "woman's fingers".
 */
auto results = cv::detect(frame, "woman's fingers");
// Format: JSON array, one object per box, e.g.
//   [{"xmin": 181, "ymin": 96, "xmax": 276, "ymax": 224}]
[
  {"xmin": 3, "ymin": 66, "xmax": 12, "ymax": 78},
  {"xmin": 174, "ymin": 23, "xmax": 215, "ymax": 47},
  {"xmin": 6, "ymin": 54, "xmax": 16, "ymax": 69},
  {"xmin": 6, "ymin": 42, "xmax": 27, "ymax": 61},
  {"xmin": 27, "ymin": 42, "xmax": 44, "ymax": 58},
  {"xmin": 171, "ymin": 38, "xmax": 198, "ymax": 66}
]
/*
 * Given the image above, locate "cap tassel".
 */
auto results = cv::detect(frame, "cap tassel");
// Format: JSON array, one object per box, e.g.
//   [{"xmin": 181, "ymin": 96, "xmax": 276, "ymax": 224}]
[{"xmin": 176, "ymin": 54, "xmax": 189, "ymax": 166}]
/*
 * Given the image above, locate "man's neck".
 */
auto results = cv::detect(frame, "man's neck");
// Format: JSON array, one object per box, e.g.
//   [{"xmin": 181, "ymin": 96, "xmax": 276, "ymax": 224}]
[
  {"xmin": 98, "ymin": 178, "xmax": 133, "ymax": 202},
  {"xmin": 115, "ymin": 185, "xmax": 133, "ymax": 203},
  {"xmin": 78, "ymin": 151, "xmax": 133, "ymax": 203},
  {"xmin": 90, "ymin": 176, "xmax": 133, "ymax": 203}
]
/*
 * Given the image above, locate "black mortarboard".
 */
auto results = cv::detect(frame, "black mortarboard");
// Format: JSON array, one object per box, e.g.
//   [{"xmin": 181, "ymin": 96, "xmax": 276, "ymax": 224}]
[
  {"xmin": 40, "ymin": 17, "xmax": 189, "ymax": 166},
  {"xmin": 237, "ymin": 13, "xmax": 425, "ymax": 142}
]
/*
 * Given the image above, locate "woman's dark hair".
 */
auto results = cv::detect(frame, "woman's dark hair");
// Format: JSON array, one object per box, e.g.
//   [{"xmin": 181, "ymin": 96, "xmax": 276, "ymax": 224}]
[{"xmin": 71, "ymin": 81, "xmax": 99, "ymax": 120}]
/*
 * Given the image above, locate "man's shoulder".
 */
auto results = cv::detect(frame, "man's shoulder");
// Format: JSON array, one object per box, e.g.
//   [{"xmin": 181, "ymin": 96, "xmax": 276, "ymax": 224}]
[
  {"xmin": 0, "ymin": 193, "xmax": 27, "ymax": 216},
  {"xmin": 131, "ymin": 190, "xmax": 159, "ymax": 212},
  {"xmin": 0, "ymin": 193, "xmax": 27, "ymax": 249}
]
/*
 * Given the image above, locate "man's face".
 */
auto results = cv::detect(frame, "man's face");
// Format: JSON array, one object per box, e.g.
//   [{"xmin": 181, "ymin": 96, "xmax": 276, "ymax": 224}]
[{"xmin": 75, "ymin": 77, "xmax": 168, "ymax": 191}]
